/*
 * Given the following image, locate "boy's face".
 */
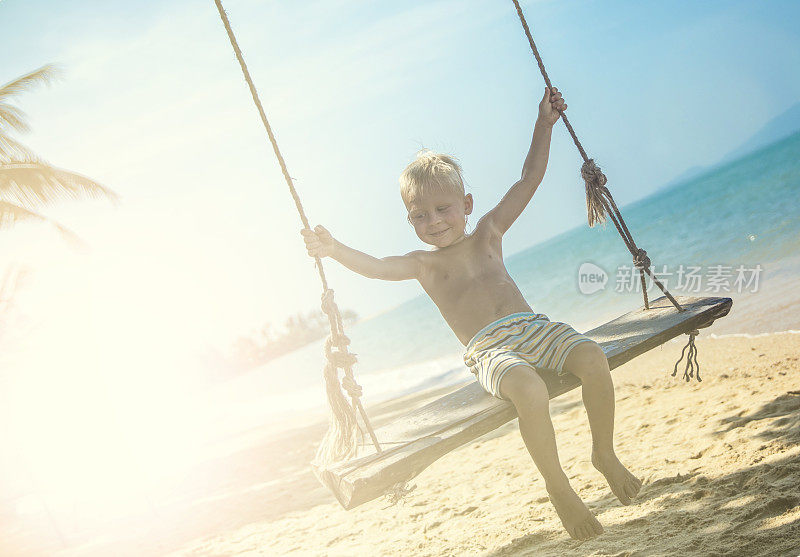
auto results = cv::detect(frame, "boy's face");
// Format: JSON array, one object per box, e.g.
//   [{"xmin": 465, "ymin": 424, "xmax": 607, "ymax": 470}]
[{"xmin": 406, "ymin": 191, "xmax": 473, "ymax": 248}]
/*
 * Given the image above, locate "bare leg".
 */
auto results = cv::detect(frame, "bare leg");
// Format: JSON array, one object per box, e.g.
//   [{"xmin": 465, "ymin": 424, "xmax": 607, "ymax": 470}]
[
  {"xmin": 499, "ymin": 366, "xmax": 603, "ymax": 540},
  {"xmin": 562, "ymin": 342, "xmax": 642, "ymax": 504}
]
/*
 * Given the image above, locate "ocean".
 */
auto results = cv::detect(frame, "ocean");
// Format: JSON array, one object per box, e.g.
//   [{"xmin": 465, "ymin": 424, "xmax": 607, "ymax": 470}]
[{"xmin": 212, "ymin": 130, "xmax": 800, "ymax": 437}]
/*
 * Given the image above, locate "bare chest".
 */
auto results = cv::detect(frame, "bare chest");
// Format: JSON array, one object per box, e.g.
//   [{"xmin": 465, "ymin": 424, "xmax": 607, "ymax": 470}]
[
  {"xmin": 422, "ymin": 246, "xmax": 508, "ymax": 294},
  {"xmin": 416, "ymin": 233, "xmax": 530, "ymax": 343}
]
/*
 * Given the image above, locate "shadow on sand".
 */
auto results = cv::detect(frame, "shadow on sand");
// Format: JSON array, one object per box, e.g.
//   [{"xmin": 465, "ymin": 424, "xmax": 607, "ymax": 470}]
[{"xmin": 486, "ymin": 391, "xmax": 800, "ymax": 557}]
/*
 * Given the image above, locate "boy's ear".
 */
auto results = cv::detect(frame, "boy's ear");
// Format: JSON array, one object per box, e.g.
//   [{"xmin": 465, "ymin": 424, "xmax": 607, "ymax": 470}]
[{"xmin": 464, "ymin": 193, "xmax": 474, "ymax": 215}]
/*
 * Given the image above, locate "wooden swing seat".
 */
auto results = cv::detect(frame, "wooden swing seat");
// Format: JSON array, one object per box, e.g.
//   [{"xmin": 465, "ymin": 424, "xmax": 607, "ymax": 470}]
[{"xmin": 313, "ymin": 295, "xmax": 732, "ymax": 509}]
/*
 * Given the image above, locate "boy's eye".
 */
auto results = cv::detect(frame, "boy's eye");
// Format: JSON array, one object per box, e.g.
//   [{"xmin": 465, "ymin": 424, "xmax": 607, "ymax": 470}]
[
  {"xmin": 436, "ymin": 206, "xmax": 450, "ymax": 211},
  {"xmin": 411, "ymin": 213, "xmax": 425, "ymax": 221}
]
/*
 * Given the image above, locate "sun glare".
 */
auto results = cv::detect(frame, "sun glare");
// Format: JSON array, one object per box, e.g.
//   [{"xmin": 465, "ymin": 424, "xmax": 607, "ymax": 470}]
[{"xmin": 0, "ymin": 222, "xmax": 238, "ymax": 533}]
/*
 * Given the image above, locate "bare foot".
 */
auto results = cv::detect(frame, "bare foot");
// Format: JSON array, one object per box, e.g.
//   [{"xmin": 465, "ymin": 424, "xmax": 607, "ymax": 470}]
[
  {"xmin": 591, "ymin": 450, "xmax": 642, "ymax": 505},
  {"xmin": 546, "ymin": 483, "xmax": 604, "ymax": 540}
]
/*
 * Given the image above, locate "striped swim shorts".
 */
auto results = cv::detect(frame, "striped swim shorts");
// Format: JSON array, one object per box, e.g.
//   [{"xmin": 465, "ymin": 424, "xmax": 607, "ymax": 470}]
[{"xmin": 463, "ymin": 312, "xmax": 595, "ymax": 400}]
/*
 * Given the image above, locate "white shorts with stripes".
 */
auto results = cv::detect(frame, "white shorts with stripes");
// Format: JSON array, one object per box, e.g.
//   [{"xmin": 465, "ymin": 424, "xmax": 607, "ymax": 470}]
[{"xmin": 463, "ymin": 312, "xmax": 595, "ymax": 400}]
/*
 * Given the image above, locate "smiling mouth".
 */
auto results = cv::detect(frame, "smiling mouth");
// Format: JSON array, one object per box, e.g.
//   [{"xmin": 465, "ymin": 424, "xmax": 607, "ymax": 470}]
[{"xmin": 429, "ymin": 229, "xmax": 449, "ymax": 237}]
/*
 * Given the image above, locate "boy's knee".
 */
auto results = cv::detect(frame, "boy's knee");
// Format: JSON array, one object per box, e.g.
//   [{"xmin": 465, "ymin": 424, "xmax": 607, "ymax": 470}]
[
  {"xmin": 499, "ymin": 366, "xmax": 548, "ymax": 405},
  {"xmin": 564, "ymin": 341, "xmax": 608, "ymax": 378}
]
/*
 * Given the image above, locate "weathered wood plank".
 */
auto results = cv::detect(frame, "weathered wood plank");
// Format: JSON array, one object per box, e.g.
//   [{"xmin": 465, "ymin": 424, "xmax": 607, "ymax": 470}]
[{"xmin": 313, "ymin": 295, "xmax": 732, "ymax": 509}]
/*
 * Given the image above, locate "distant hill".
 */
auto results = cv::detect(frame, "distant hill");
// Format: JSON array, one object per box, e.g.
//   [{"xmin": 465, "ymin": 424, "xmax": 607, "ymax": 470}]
[
  {"xmin": 719, "ymin": 101, "xmax": 800, "ymax": 165},
  {"xmin": 658, "ymin": 165, "xmax": 709, "ymax": 191},
  {"xmin": 658, "ymin": 101, "xmax": 800, "ymax": 193}
]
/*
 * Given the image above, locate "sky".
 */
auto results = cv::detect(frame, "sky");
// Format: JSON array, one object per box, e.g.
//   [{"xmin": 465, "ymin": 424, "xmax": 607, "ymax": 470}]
[{"xmin": 2, "ymin": 0, "xmax": 800, "ymax": 350}]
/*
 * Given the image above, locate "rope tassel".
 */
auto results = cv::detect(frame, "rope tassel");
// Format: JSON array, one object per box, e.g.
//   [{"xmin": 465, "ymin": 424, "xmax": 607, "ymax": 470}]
[
  {"xmin": 315, "ymin": 289, "xmax": 382, "ymax": 466},
  {"xmin": 316, "ymin": 359, "xmax": 362, "ymax": 465},
  {"xmin": 672, "ymin": 329, "xmax": 701, "ymax": 382},
  {"xmin": 581, "ymin": 159, "xmax": 609, "ymax": 227},
  {"xmin": 315, "ymin": 289, "xmax": 364, "ymax": 464}
]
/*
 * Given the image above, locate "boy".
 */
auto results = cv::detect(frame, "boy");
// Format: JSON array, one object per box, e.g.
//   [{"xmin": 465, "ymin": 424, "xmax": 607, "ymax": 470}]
[{"xmin": 301, "ymin": 87, "xmax": 641, "ymax": 540}]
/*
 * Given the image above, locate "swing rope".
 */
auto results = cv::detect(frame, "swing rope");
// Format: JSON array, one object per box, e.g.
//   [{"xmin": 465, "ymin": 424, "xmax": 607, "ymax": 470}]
[
  {"xmin": 213, "ymin": 0, "xmax": 381, "ymax": 463},
  {"xmin": 511, "ymin": 0, "xmax": 682, "ymax": 314},
  {"xmin": 511, "ymin": 0, "xmax": 706, "ymax": 380}
]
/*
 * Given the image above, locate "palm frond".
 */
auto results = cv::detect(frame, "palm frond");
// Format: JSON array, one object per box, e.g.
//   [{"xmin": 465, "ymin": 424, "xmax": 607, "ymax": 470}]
[
  {"xmin": 0, "ymin": 199, "xmax": 48, "ymax": 229},
  {"xmin": 0, "ymin": 102, "xmax": 29, "ymax": 134},
  {"xmin": 0, "ymin": 135, "xmax": 35, "ymax": 162},
  {"xmin": 0, "ymin": 65, "xmax": 60, "ymax": 101},
  {"xmin": 0, "ymin": 200, "xmax": 85, "ymax": 247},
  {"xmin": 0, "ymin": 161, "xmax": 119, "ymax": 208}
]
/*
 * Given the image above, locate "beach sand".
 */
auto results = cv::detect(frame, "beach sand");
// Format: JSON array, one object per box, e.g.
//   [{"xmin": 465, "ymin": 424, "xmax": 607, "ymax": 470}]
[
  {"xmin": 166, "ymin": 331, "xmax": 800, "ymax": 557},
  {"xmin": 165, "ymin": 286, "xmax": 800, "ymax": 556},
  {"xmin": 4, "ymin": 296, "xmax": 800, "ymax": 556}
]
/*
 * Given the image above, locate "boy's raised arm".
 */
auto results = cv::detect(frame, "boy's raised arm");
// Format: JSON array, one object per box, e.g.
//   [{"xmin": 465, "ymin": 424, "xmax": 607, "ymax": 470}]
[
  {"xmin": 481, "ymin": 87, "xmax": 566, "ymax": 236},
  {"xmin": 301, "ymin": 225, "xmax": 421, "ymax": 281}
]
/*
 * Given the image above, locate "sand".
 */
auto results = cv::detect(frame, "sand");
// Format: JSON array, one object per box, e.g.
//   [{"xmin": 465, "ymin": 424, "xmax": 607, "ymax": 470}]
[
  {"xmin": 4, "ymin": 310, "xmax": 800, "ymax": 555},
  {"xmin": 152, "ymin": 330, "xmax": 800, "ymax": 557}
]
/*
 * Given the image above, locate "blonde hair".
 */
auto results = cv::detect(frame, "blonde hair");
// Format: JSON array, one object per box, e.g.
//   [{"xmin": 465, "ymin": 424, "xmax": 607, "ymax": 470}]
[{"xmin": 399, "ymin": 150, "xmax": 465, "ymax": 206}]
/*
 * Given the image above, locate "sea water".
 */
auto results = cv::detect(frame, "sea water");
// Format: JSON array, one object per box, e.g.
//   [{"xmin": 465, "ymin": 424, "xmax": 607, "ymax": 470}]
[{"xmin": 224, "ymin": 131, "xmax": 800, "ymax": 433}]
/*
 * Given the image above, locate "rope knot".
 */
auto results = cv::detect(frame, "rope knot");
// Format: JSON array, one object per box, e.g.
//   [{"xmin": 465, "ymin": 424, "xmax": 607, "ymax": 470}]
[
  {"xmin": 632, "ymin": 248, "xmax": 651, "ymax": 270},
  {"xmin": 581, "ymin": 159, "xmax": 609, "ymax": 227},
  {"xmin": 324, "ymin": 337, "xmax": 358, "ymax": 369},
  {"xmin": 580, "ymin": 159, "xmax": 607, "ymax": 187},
  {"xmin": 320, "ymin": 288, "xmax": 338, "ymax": 316},
  {"xmin": 341, "ymin": 374, "xmax": 363, "ymax": 399},
  {"xmin": 336, "ymin": 334, "xmax": 351, "ymax": 347}
]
